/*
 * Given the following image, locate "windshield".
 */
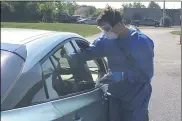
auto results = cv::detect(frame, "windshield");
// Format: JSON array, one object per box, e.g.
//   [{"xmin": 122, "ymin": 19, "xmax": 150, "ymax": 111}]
[{"xmin": 1, "ymin": 50, "xmax": 24, "ymax": 104}]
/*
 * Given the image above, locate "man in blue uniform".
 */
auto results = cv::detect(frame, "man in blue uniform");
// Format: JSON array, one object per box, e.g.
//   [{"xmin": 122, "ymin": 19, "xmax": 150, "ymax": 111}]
[{"xmin": 74, "ymin": 6, "xmax": 154, "ymax": 121}]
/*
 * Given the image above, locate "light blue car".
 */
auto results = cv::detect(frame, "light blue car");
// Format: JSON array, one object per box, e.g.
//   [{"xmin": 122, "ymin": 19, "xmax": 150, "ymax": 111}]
[{"xmin": 1, "ymin": 28, "xmax": 109, "ymax": 121}]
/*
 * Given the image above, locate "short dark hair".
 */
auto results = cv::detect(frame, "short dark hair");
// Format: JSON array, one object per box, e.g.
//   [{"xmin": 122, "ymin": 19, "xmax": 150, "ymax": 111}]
[{"xmin": 97, "ymin": 6, "xmax": 123, "ymax": 27}]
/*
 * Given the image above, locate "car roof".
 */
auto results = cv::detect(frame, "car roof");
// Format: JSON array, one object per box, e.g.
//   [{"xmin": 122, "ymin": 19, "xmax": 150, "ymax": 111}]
[
  {"xmin": 1, "ymin": 28, "xmax": 52, "ymax": 45},
  {"xmin": 1, "ymin": 28, "xmax": 84, "ymax": 73}
]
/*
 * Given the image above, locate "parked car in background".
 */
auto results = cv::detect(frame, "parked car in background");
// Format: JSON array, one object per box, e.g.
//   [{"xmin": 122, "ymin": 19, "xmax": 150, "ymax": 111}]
[
  {"xmin": 77, "ymin": 17, "xmax": 97, "ymax": 25},
  {"xmin": 72, "ymin": 15, "xmax": 82, "ymax": 21},
  {"xmin": 77, "ymin": 17, "xmax": 84, "ymax": 21},
  {"xmin": 131, "ymin": 18, "xmax": 160, "ymax": 27},
  {"xmin": 77, "ymin": 16, "xmax": 86, "ymax": 21},
  {"xmin": 1, "ymin": 28, "xmax": 109, "ymax": 121},
  {"xmin": 58, "ymin": 13, "xmax": 78, "ymax": 23}
]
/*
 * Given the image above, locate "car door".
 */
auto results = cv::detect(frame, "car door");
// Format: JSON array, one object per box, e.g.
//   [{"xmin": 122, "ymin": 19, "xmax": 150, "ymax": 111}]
[
  {"xmin": 41, "ymin": 39, "xmax": 109, "ymax": 121},
  {"xmin": 1, "ymin": 39, "xmax": 109, "ymax": 121},
  {"xmin": 70, "ymin": 38, "xmax": 109, "ymax": 121}
]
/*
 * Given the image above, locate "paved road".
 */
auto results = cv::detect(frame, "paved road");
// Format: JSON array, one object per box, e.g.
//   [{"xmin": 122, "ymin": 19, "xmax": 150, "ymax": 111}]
[{"xmin": 86, "ymin": 28, "xmax": 181, "ymax": 121}]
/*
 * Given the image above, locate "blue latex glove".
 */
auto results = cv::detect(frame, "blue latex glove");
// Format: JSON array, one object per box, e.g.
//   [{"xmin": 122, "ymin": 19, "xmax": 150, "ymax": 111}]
[
  {"xmin": 111, "ymin": 72, "xmax": 124, "ymax": 83},
  {"xmin": 98, "ymin": 71, "xmax": 123, "ymax": 85}
]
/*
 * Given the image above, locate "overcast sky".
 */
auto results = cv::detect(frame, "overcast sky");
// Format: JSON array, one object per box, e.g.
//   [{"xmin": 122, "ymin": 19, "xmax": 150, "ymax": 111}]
[{"xmin": 77, "ymin": 2, "xmax": 181, "ymax": 9}]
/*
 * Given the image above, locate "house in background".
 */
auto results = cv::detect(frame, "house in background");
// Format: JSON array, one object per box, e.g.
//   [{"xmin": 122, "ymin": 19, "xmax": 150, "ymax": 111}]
[
  {"xmin": 123, "ymin": 8, "xmax": 180, "ymax": 26},
  {"xmin": 74, "ymin": 6, "xmax": 92, "ymax": 17}
]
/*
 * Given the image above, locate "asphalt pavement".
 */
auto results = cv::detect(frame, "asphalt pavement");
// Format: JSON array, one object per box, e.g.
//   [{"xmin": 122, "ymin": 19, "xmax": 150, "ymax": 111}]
[{"xmin": 86, "ymin": 27, "xmax": 181, "ymax": 121}]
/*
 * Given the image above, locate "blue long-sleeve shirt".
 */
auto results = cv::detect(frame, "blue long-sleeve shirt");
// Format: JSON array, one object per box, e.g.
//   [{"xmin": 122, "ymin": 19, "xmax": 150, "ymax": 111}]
[
  {"xmin": 78, "ymin": 28, "xmax": 154, "ymax": 83},
  {"xmin": 77, "ymin": 28, "xmax": 154, "ymax": 119}
]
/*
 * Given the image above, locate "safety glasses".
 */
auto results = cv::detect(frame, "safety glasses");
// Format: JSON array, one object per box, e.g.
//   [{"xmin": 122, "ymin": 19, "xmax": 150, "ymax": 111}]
[{"xmin": 97, "ymin": 10, "xmax": 116, "ymax": 32}]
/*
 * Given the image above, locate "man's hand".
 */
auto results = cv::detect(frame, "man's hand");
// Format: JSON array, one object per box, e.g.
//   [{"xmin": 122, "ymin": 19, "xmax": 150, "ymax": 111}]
[
  {"xmin": 95, "ymin": 73, "xmax": 112, "ymax": 87},
  {"xmin": 95, "ymin": 80, "xmax": 102, "ymax": 87}
]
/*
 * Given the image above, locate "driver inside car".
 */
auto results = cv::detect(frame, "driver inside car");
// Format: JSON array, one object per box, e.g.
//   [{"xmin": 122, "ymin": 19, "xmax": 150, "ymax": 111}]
[{"xmin": 71, "ymin": 6, "xmax": 154, "ymax": 121}]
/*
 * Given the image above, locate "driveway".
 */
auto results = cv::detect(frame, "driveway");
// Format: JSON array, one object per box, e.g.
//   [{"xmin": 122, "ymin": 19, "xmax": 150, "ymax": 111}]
[{"xmin": 86, "ymin": 27, "xmax": 181, "ymax": 121}]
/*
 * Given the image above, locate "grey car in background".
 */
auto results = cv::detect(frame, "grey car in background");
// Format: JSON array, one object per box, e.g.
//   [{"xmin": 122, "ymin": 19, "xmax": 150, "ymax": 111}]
[
  {"xmin": 77, "ymin": 17, "xmax": 97, "ymax": 25},
  {"xmin": 131, "ymin": 18, "xmax": 160, "ymax": 27},
  {"xmin": 1, "ymin": 28, "xmax": 109, "ymax": 121}
]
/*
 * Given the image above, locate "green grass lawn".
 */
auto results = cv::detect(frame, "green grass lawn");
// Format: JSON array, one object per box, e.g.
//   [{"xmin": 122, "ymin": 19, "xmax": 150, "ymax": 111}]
[
  {"xmin": 1, "ymin": 22, "xmax": 101, "ymax": 37},
  {"xmin": 170, "ymin": 31, "xmax": 181, "ymax": 35}
]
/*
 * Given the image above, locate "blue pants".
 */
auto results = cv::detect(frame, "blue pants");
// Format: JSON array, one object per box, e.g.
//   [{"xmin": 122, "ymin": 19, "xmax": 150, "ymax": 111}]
[
  {"xmin": 109, "ymin": 95, "xmax": 150, "ymax": 121},
  {"xmin": 108, "ymin": 82, "xmax": 152, "ymax": 121}
]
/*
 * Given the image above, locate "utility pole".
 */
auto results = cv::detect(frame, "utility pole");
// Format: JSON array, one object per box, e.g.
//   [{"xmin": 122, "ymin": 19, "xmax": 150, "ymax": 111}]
[
  {"xmin": 163, "ymin": 0, "xmax": 165, "ymax": 27},
  {"xmin": 180, "ymin": 0, "xmax": 182, "ymax": 44}
]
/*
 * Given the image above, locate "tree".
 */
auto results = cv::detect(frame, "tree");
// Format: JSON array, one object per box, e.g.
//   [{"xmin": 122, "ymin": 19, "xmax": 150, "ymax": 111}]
[
  {"xmin": 24, "ymin": 2, "xmax": 40, "ymax": 22},
  {"xmin": 121, "ymin": 2, "xmax": 146, "ymax": 9},
  {"xmin": 37, "ymin": 2, "xmax": 56, "ymax": 22},
  {"xmin": 77, "ymin": 5, "xmax": 96, "ymax": 17},
  {"xmin": 1, "ymin": 1, "xmax": 41, "ymax": 22},
  {"xmin": 85, "ymin": 6, "xmax": 96, "ymax": 17},
  {"xmin": 148, "ymin": 1, "xmax": 161, "ymax": 9},
  {"xmin": 120, "ymin": 2, "xmax": 146, "ymax": 17},
  {"xmin": 122, "ymin": 3, "xmax": 133, "ymax": 9},
  {"xmin": 105, "ymin": 4, "xmax": 112, "ymax": 9},
  {"xmin": 10, "ymin": 1, "xmax": 28, "ymax": 21},
  {"xmin": 66, "ymin": 1, "xmax": 79, "ymax": 16},
  {"xmin": 160, "ymin": 16, "xmax": 172, "ymax": 27},
  {"xmin": 93, "ymin": 8, "xmax": 103, "ymax": 17},
  {"xmin": 1, "ymin": 1, "xmax": 15, "ymax": 12},
  {"xmin": 1, "ymin": 2, "xmax": 15, "ymax": 21},
  {"xmin": 1, "ymin": 1, "xmax": 58, "ymax": 22},
  {"xmin": 55, "ymin": 1, "xmax": 67, "ymax": 13},
  {"xmin": 132, "ymin": 2, "xmax": 146, "ymax": 8}
]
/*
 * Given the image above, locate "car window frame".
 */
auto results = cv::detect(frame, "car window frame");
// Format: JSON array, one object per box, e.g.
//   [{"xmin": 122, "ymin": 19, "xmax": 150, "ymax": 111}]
[
  {"xmin": 71, "ymin": 37, "xmax": 108, "ymax": 81},
  {"xmin": 39, "ymin": 38, "xmax": 99, "ymax": 103},
  {"xmin": 1, "ymin": 50, "xmax": 25, "ymax": 111},
  {"xmin": 71, "ymin": 39, "xmax": 101, "ymax": 81}
]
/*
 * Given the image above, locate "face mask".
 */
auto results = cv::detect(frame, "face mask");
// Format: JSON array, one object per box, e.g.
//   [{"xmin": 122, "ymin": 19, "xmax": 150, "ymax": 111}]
[
  {"xmin": 104, "ymin": 31, "xmax": 118, "ymax": 40},
  {"xmin": 100, "ymin": 24, "xmax": 117, "ymax": 40},
  {"xmin": 101, "ymin": 23, "xmax": 125, "ymax": 40}
]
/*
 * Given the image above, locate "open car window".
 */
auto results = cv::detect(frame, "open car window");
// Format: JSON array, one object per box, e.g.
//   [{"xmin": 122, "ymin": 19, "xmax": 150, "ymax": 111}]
[
  {"xmin": 41, "ymin": 41, "xmax": 95, "ymax": 100},
  {"xmin": 72, "ymin": 39, "xmax": 107, "ymax": 82},
  {"xmin": 86, "ymin": 60, "xmax": 100, "ymax": 81}
]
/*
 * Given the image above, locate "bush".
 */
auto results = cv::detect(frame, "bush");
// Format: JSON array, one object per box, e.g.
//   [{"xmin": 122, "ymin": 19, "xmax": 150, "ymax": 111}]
[{"xmin": 160, "ymin": 16, "xmax": 172, "ymax": 27}]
